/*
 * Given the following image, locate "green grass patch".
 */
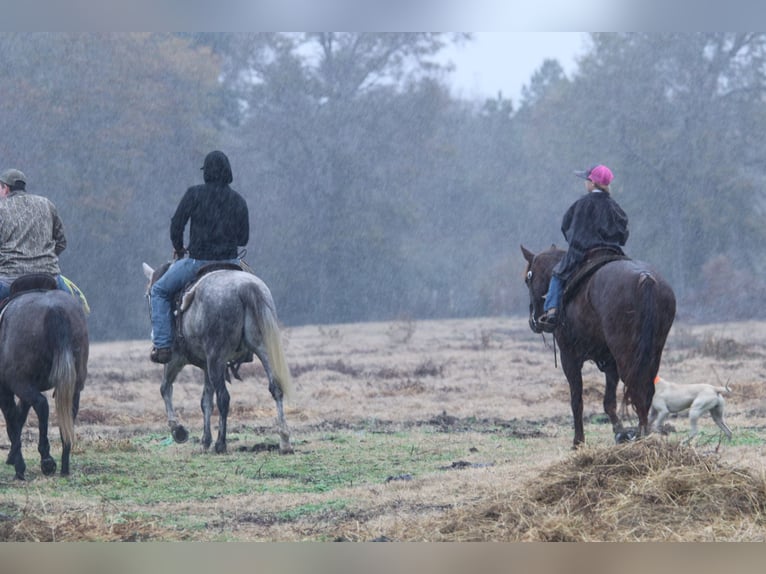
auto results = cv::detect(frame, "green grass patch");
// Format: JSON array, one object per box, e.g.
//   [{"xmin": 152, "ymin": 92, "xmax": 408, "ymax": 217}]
[{"xmin": 0, "ymin": 425, "xmax": 549, "ymax": 539}]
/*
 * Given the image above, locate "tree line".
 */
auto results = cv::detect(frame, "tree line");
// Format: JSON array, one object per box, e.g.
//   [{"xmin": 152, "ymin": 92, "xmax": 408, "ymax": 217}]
[{"xmin": 0, "ymin": 32, "xmax": 764, "ymax": 341}]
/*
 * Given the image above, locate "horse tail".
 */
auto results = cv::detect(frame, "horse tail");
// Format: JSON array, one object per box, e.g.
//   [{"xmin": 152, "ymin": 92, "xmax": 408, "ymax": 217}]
[
  {"xmin": 242, "ymin": 284, "xmax": 294, "ymax": 402},
  {"xmin": 46, "ymin": 307, "xmax": 78, "ymax": 448},
  {"xmin": 628, "ymin": 272, "xmax": 660, "ymax": 411}
]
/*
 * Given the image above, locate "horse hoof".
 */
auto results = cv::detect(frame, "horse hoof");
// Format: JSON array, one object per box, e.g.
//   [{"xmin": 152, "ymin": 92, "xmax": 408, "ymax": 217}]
[
  {"xmin": 41, "ymin": 458, "xmax": 57, "ymax": 476},
  {"xmin": 15, "ymin": 472, "xmax": 25, "ymax": 481},
  {"xmin": 214, "ymin": 442, "xmax": 227, "ymax": 454},
  {"xmin": 172, "ymin": 426, "xmax": 189, "ymax": 444},
  {"xmin": 615, "ymin": 428, "xmax": 638, "ymax": 444},
  {"xmin": 279, "ymin": 444, "xmax": 295, "ymax": 455}
]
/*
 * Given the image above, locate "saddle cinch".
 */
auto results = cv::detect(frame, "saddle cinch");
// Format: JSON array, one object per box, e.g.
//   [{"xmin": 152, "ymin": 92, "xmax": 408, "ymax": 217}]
[{"xmin": 561, "ymin": 247, "xmax": 629, "ymax": 308}]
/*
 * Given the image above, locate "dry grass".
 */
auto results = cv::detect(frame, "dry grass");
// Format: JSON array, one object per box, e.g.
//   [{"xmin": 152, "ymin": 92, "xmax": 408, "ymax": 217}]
[
  {"xmin": 3, "ymin": 317, "xmax": 766, "ymax": 541},
  {"xmin": 426, "ymin": 439, "xmax": 766, "ymax": 541}
]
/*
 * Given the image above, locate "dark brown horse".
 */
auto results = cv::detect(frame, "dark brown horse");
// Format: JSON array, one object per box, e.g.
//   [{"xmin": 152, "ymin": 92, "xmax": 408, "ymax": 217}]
[
  {"xmin": 0, "ymin": 288, "xmax": 89, "ymax": 479},
  {"xmin": 521, "ymin": 245, "xmax": 676, "ymax": 447}
]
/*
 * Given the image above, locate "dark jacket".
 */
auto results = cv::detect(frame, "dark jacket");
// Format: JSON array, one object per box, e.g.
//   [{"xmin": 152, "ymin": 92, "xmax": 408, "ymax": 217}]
[
  {"xmin": 170, "ymin": 151, "xmax": 249, "ymax": 260},
  {"xmin": 553, "ymin": 191, "xmax": 629, "ymax": 281}
]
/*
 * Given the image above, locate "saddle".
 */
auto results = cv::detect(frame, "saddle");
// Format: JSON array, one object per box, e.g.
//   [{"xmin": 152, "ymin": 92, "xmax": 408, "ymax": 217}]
[
  {"xmin": 10, "ymin": 273, "xmax": 58, "ymax": 295},
  {"xmin": 562, "ymin": 247, "xmax": 629, "ymax": 306},
  {"xmin": 0, "ymin": 273, "xmax": 59, "ymax": 317}
]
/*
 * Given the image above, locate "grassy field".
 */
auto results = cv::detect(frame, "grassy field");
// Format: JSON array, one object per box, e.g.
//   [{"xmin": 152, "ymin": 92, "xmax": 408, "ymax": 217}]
[{"xmin": 2, "ymin": 317, "xmax": 766, "ymax": 541}]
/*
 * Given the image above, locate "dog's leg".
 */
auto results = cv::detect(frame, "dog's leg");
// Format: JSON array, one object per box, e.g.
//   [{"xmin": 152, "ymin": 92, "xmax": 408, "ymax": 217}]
[
  {"xmin": 710, "ymin": 400, "xmax": 733, "ymax": 440},
  {"xmin": 648, "ymin": 406, "xmax": 657, "ymax": 430},
  {"xmin": 653, "ymin": 406, "xmax": 670, "ymax": 434},
  {"xmin": 687, "ymin": 401, "xmax": 707, "ymax": 442}
]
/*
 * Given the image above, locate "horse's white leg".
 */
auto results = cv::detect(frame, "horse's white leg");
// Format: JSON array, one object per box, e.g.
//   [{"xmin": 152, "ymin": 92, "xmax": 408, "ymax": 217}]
[
  {"xmin": 255, "ymin": 346, "xmax": 293, "ymax": 454},
  {"xmin": 160, "ymin": 361, "xmax": 188, "ymax": 443},
  {"xmin": 200, "ymin": 370, "xmax": 215, "ymax": 450}
]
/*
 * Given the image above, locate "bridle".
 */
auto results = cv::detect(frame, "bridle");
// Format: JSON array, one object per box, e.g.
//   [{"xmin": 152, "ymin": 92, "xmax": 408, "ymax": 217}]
[
  {"xmin": 524, "ymin": 266, "xmax": 544, "ymax": 334},
  {"xmin": 525, "ymin": 258, "xmax": 559, "ymax": 367}
]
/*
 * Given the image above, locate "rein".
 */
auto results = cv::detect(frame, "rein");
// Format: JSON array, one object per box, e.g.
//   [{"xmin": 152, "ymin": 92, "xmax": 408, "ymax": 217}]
[{"xmin": 541, "ymin": 332, "xmax": 558, "ymax": 369}]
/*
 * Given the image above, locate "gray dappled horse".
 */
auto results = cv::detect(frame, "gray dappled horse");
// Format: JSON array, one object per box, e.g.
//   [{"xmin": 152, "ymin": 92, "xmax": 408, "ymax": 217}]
[
  {"xmin": 143, "ymin": 263, "xmax": 293, "ymax": 454},
  {"xmin": 0, "ymin": 289, "xmax": 89, "ymax": 480}
]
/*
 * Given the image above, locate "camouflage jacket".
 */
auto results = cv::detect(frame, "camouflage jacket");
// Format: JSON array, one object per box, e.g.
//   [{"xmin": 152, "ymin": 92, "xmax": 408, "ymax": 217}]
[{"xmin": 0, "ymin": 190, "xmax": 66, "ymax": 277}]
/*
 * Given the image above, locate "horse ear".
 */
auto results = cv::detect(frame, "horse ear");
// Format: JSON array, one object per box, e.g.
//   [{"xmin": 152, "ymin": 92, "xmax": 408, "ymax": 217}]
[
  {"xmin": 520, "ymin": 245, "xmax": 535, "ymax": 264},
  {"xmin": 142, "ymin": 262, "xmax": 155, "ymax": 280}
]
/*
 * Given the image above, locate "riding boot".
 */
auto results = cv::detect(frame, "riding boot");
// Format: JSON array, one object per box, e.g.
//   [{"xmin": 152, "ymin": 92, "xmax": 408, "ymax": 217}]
[{"xmin": 150, "ymin": 347, "xmax": 173, "ymax": 364}]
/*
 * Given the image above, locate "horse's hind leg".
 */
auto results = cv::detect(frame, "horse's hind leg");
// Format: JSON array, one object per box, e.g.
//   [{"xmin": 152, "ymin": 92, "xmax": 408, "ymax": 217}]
[
  {"xmin": 208, "ymin": 362, "xmax": 229, "ymax": 454},
  {"xmin": 198, "ymin": 360, "xmax": 229, "ymax": 453},
  {"xmin": 200, "ymin": 371, "xmax": 215, "ymax": 451},
  {"xmin": 0, "ymin": 390, "xmax": 24, "ymax": 477},
  {"xmin": 256, "ymin": 347, "xmax": 293, "ymax": 454},
  {"xmin": 15, "ymin": 387, "xmax": 56, "ymax": 476},
  {"xmin": 27, "ymin": 391, "xmax": 56, "ymax": 476},
  {"xmin": 272, "ymin": 383, "xmax": 293, "ymax": 455},
  {"xmin": 60, "ymin": 389, "xmax": 81, "ymax": 476},
  {"xmin": 603, "ymin": 361, "xmax": 624, "ymax": 433},
  {"xmin": 5, "ymin": 399, "xmax": 34, "ymax": 479}
]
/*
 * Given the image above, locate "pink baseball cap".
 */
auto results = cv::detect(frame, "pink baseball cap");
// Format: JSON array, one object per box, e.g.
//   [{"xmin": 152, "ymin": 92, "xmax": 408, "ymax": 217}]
[{"xmin": 574, "ymin": 164, "xmax": 613, "ymax": 187}]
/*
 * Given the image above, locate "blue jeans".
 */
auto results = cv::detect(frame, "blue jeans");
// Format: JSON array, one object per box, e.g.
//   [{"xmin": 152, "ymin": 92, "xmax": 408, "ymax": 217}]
[
  {"xmin": 544, "ymin": 275, "xmax": 564, "ymax": 312},
  {"xmin": 150, "ymin": 257, "xmax": 239, "ymax": 349},
  {"xmin": 0, "ymin": 274, "xmax": 68, "ymax": 300}
]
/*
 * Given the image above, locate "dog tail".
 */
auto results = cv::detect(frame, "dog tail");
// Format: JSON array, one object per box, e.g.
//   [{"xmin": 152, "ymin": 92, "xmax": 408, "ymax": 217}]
[{"xmin": 717, "ymin": 382, "xmax": 732, "ymax": 395}]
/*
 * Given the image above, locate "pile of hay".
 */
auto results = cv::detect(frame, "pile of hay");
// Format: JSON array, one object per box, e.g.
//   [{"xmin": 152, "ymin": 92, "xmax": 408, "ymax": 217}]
[
  {"xmin": 433, "ymin": 438, "xmax": 766, "ymax": 541},
  {"xmin": 0, "ymin": 509, "xmax": 187, "ymax": 542}
]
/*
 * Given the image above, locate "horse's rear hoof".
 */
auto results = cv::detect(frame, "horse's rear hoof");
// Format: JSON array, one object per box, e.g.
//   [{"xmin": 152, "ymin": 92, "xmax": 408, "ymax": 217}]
[
  {"xmin": 279, "ymin": 444, "xmax": 295, "ymax": 455},
  {"xmin": 214, "ymin": 442, "xmax": 227, "ymax": 454},
  {"xmin": 172, "ymin": 426, "xmax": 189, "ymax": 444},
  {"xmin": 15, "ymin": 472, "xmax": 25, "ymax": 481},
  {"xmin": 41, "ymin": 458, "xmax": 57, "ymax": 476},
  {"xmin": 615, "ymin": 428, "xmax": 638, "ymax": 444}
]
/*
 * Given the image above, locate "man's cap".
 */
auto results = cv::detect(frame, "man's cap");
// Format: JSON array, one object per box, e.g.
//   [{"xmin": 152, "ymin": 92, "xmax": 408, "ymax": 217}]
[
  {"xmin": 0, "ymin": 169, "xmax": 26, "ymax": 187},
  {"xmin": 574, "ymin": 164, "xmax": 613, "ymax": 187}
]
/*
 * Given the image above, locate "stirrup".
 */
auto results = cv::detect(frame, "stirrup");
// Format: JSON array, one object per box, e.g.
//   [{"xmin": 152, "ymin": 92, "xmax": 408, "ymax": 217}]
[{"xmin": 538, "ymin": 309, "xmax": 558, "ymax": 332}]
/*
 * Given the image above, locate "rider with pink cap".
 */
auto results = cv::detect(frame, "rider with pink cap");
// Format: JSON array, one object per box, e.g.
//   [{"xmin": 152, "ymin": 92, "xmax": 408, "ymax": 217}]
[{"xmin": 538, "ymin": 164, "xmax": 629, "ymax": 331}]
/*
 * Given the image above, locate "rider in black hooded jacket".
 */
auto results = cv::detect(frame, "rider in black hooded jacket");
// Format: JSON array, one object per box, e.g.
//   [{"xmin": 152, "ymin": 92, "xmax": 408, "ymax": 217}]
[
  {"xmin": 150, "ymin": 150, "xmax": 250, "ymax": 363},
  {"xmin": 538, "ymin": 164, "xmax": 628, "ymax": 332}
]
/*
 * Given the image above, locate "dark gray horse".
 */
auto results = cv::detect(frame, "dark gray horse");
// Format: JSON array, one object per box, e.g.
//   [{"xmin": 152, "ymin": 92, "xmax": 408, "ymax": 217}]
[
  {"xmin": 0, "ymin": 289, "xmax": 89, "ymax": 480},
  {"xmin": 143, "ymin": 263, "xmax": 294, "ymax": 454}
]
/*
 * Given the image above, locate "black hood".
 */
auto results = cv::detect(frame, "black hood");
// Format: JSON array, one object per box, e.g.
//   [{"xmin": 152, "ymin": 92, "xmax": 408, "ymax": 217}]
[{"xmin": 202, "ymin": 150, "xmax": 233, "ymax": 185}]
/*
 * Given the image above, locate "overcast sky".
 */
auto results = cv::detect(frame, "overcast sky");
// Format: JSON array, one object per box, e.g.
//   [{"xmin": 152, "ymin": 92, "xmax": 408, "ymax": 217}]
[{"xmin": 443, "ymin": 32, "xmax": 589, "ymax": 102}]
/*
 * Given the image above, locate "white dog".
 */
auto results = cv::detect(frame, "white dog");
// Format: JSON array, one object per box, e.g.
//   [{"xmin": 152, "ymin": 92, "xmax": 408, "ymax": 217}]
[{"xmin": 649, "ymin": 376, "xmax": 732, "ymax": 441}]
